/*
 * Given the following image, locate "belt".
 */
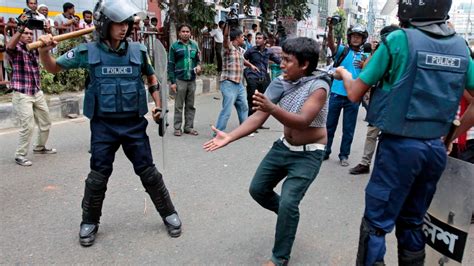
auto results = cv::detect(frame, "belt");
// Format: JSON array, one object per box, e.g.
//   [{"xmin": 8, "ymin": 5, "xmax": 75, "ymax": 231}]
[{"xmin": 280, "ymin": 136, "xmax": 326, "ymax": 152}]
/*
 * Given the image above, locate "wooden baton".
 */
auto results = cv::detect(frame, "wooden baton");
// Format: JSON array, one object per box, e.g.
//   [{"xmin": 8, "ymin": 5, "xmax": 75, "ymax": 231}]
[
  {"xmin": 444, "ymin": 119, "xmax": 461, "ymax": 147},
  {"xmin": 27, "ymin": 27, "xmax": 95, "ymax": 50}
]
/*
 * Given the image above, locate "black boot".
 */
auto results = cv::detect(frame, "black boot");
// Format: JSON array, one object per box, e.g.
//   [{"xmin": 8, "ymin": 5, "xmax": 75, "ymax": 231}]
[
  {"xmin": 163, "ymin": 213, "xmax": 182, "ymax": 237},
  {"xmin": 80, "ymin": 171, "xmax": 108, "ymax": 246},
  {"xmin": 139, "ymin": 167, "xmax": 181, "ymax": 237},
  {"xmin": 79, "ymin": 223, "xmax": 99, "ymax": 247},
  {"xmin": 398, "ymin": 248, "xmax": 425, "ymax": 266}
]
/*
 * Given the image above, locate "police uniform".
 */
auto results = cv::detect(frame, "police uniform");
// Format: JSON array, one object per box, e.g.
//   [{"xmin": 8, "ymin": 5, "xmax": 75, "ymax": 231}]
[
  {"xmin": 355, "ymin": 21, "xmax": 474, "ymax": 266},
  {"xmin": 56, "ymin": 40, "xmax": 181, "ymax": 246}
]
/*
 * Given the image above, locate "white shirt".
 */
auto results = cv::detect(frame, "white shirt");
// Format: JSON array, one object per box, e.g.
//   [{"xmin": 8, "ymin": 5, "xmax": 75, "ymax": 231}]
[
  {"xmin": 210, "ymin": 28, "xmax": 223, "ymax": 44},
  {"xmin": 248, "ymin": 29, "xmax": 256, "ymax": 45},
  {"xmin": 79, "ymin": 20, "xmax": 94, "ymax": 29}
]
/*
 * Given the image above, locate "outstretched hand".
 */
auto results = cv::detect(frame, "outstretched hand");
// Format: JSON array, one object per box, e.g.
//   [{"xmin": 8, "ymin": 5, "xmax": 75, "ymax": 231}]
[
  {"xmin": 203, "ymin": 126, "xmax": 232, "ymax": 152},
  {"xmin": 252, "ymin": 91, "xmax": 276, "ymax": 113}
]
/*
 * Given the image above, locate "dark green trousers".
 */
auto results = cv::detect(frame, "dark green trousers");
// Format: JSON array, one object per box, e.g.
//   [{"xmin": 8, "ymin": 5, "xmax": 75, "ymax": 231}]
[{"xmin": 249, "ymin": 139, "xmax": 325, "ymax": 265}]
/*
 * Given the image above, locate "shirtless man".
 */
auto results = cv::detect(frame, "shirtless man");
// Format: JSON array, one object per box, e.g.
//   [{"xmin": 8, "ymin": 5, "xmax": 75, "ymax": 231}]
[{"xmin": 204, "ymin": 37, "xmax": 330, "ymax": 266}]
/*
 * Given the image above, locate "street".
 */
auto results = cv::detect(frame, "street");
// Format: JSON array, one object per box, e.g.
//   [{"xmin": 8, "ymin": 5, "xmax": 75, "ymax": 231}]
[{"xmin": 1, "ymin": 91, "xmax": 473, "ymax": 265}]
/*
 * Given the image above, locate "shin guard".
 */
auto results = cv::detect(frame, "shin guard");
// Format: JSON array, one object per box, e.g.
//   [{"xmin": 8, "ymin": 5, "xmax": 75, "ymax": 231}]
[
  {"xmin": 139, "ymin": 166, "xmax": 176, "ymax": 217},
  {"xmin": 82, "ymin": 170, "xmax": 109, "ymax": 224}
]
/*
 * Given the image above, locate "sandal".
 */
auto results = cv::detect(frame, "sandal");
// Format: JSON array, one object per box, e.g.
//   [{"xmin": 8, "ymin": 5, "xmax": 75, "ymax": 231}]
[
  {"xmin": 174, "ymin": 130, "xmax": 182, "ymax": 136},
  {"xmin": 184, "ymin": 129, "xmax": 199, "ymax": 136}
]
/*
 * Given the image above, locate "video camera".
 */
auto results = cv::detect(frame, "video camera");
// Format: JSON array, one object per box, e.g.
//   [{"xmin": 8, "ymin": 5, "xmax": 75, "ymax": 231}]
[
  {"xmin": 226, "ymin": 4, "xmax": 239, "ymax": 29},
  {"xmin": 17, "ymin": 8, "xmax": 44, "ymax": 30},
  {"xmin": 328, "ymin": 15, "xmax": 341, "ymax": 25}
]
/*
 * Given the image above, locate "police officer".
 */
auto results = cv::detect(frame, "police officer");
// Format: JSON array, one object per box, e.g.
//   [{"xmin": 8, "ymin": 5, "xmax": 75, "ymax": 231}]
[
  {"xmin": 335, "ymin": 0, "xmax": 474, "ymax": 265},
  {"xmin": 38, "ymin": 0, "xmax": 182, "ymax": 247}
]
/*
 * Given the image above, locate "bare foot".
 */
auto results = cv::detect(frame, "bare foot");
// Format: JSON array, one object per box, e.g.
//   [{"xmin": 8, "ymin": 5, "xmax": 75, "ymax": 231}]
[{"xmin": 262, "ymin": 260, "xmax": 276, "ymax": 266}]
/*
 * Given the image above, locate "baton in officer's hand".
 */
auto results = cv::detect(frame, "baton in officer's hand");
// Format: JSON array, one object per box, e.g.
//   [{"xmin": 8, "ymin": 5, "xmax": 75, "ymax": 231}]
[{"xmin": 444, "ymin": 119, "xmax": 461, "ymax": 149}]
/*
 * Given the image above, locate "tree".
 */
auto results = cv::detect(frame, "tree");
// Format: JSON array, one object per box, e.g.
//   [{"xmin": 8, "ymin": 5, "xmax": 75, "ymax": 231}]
[
  {"xmin": 156, "ymin": 0, "xmax": 310, "ymax": 43},
  {"xmin": 157, "ymin": 0, "xmax": 216, "ymax": 44},
  {"xmin": 221, "ymin": 0, "xmax": 310, "ymax": 34}
]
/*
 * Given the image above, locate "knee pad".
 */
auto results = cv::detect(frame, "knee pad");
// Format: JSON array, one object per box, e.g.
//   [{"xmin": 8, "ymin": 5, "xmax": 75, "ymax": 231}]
[
  {"xmin": 139, "ymin": 166, "xmax": 162, "ymax": 186},
  {"xmin": 85, "ymin": 170, "xmax": 109, "ymax": 191},
  {"xmin": 396, "ymin": 219, "xmax": 423, "ymax": 231},
  {"xmin": 356, "ymin": 217, "xmax": 387, "ymax": 266}
]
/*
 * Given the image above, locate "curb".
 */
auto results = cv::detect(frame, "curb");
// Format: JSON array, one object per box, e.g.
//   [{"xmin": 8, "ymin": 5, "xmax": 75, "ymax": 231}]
[{"xmin": 0, "ymin": 77, "xmax": 219, "ymax": 131}]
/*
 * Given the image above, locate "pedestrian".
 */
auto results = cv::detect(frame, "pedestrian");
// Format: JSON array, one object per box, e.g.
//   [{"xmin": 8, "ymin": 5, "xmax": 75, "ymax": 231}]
[
  {"xmin": 349, "ymin": 24, "xmax": 400, "ymax": 175},
  {"xmin": 204, "ymin": 37, "xmax": 330, "ymax": 266},
  {"xmin": 210, "ymin": 21, "xmax": 224, "ymax": 72},
  {"xmin": 168, "ymin": 23, "xmax": 201, "ymax": 136},
  {"xmin": 38, "ymin": 0, "xmax": 182, "ymax": 247},
  {"xmin": 78, "ymin": 10, "xmax": 93, "ymax": 29},
  {"xmin": 244, "ymin": 32, "xmax": 281, "ymax": 119},
  {"xmin": 37, "ymin": 4, "xmax": 55, "ymax": 35},
  {"xmin": 7, "ymin": 24, "xmax": 56, "ymax": 166},
  {"xmin": 53, "ymin": 2, "xmax": 77, "ymax": 33},
  {"xmin": 334, "ymin": 0, "xmax": 473, "ymax": 264},
  {"xmin": 275, "ymin": 21, "xmax": 286, "ymax": 46},
  {"xmin": 244, "ymin": 33, "xmax": 252, "ymax": 50},
  {"xmin": 0, "ymin": 32, "xmax": 5, "ymax": 82},
  {"xmin": 214, "ymin": 23, "xmax": 258, "ymax": 134},
  {"xmin": 248, "ymin": 23, "xmax": 257, "ymax": 46},
  {"xmin": 324, "ymin": 22, "xmax": 368, "ymax": 167},
  {"xmin": 24, "ymin": 0, "xmax": 48, "ymax": 39},
  {"xmin": 78, "ymin": 10, "xmax": 94, "ymax": 42}
]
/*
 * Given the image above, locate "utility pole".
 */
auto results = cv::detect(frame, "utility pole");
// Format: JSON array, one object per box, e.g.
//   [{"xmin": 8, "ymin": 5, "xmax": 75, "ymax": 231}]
[
  {"xmin": 467, "ymin": 0, "xmax": 473, "ymax": 42},
  {"xmin": 367, "ymin": 0, "xmax": 375, "ymax": 40}
]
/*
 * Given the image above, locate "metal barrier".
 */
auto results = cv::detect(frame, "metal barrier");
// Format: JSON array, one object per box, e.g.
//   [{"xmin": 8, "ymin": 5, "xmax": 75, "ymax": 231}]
[{"xmin": 196, "ymin": 33, "xmax": 214, "ymax": 64}]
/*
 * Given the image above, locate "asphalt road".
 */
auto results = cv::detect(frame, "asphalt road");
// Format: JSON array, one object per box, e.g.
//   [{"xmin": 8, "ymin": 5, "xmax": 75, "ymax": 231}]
[{"xmin": 1, "ymin": 91, "xmax": 472, "ymax": 265}]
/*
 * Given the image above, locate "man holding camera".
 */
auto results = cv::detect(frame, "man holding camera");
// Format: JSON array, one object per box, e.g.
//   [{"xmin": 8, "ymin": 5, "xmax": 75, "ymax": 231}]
[
  {"xmin": 324, "ymin": 18, "xmax": 368, "ymax": 167},
  {"xmin": 214, "ymin": 21, "xmax": 258, "ymax": 133},
  {"xmin": 23, "ymin": 0, "xmax": 51, "ymax": 38}
]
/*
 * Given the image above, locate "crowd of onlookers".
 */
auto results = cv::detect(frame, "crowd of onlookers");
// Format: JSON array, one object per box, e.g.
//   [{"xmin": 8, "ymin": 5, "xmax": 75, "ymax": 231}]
[{"xmin": 0, "ymin": 0, "xmax": 164, "ymax": 85}]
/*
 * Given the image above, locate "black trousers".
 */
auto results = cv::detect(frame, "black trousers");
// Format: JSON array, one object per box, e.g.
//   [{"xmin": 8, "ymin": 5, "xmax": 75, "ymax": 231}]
[
  {"xmin": 82, "ymin": 116, "xmax": 176, "ymax": 224},
  {"xmin": 246, "ymin": 75, "xmax": 270, "ymax": 116},
  {"xmin": 215, "ymin": 42, "xmax": 223, "ymax": 72}
]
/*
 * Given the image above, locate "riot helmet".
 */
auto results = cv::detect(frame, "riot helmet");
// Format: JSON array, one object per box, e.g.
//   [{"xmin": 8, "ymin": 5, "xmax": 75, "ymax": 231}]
[
  {"xmin": 93, "ymin": 0, "xmax": 146, "ymax": 40},
  {"xmin": 398, "ymin": 0, "xmax": 452, "ymax": 23},
  {"xmin": 347, "ymin": 24, "xmax": 368, "ymax": 46}
]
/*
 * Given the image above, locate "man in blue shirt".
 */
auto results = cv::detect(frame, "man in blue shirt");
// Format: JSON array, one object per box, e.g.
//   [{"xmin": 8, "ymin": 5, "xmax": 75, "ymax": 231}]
[
  {"xmin": 325, "ymin": 22, "xmax": 368, "ymax": 166},
  {"xmin": 244, "ymin": 32, "xmax": 281, "ymax": 118}
]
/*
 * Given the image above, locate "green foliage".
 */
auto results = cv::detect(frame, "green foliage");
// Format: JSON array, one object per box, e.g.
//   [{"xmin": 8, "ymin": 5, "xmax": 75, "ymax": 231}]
[
  {"xmin": 186, "ymin": 0, "xmax": 217, "ymax": 33},
  {"xmin": 276, "ymin": 0, "xmax": 310, "ymax": 21},
  {"xmin": 200, "ymin": 63, "xmax": 218, "ymax": 76},
  {"xmin": 333, "ymin": 8, "xmax": 347, "ymax": 45},
  {"xmin": 40, "ymin": 38, "xmax": 87, "ymax": 94}
]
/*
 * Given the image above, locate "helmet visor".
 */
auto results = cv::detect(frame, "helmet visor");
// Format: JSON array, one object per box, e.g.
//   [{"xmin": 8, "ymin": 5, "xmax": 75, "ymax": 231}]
[{"xmin": 100, "ymin": 0, "xmax": 146, "ymax": 23}]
